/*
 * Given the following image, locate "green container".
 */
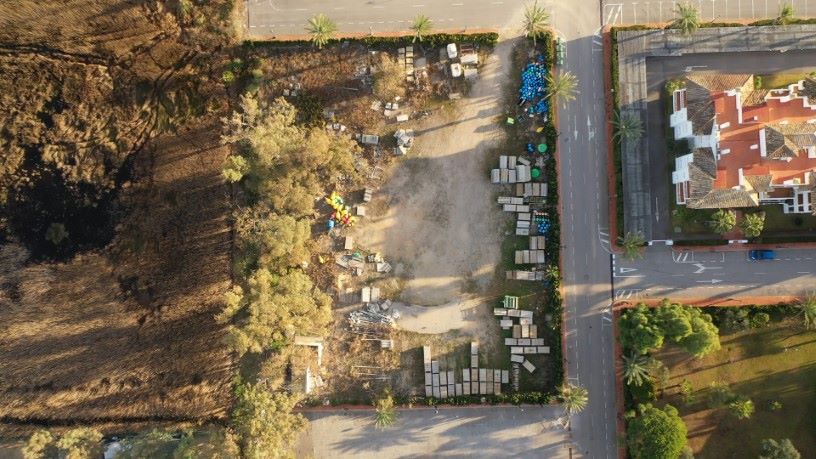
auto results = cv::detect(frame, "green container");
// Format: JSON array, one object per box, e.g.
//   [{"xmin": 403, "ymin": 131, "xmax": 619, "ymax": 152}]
[
  {"xmin": 531, "ymin": 167, "xmax": 541, "ymax": 178},
  {"xmin": 537, "ymin": 143, "xmax": 547, "ymax": 153}
]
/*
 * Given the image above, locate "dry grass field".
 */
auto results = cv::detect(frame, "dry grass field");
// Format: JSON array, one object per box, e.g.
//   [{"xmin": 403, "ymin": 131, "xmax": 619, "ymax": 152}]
[{"xmin": 0, "ymin": 1, "xmax": 237, "ymax": 436}]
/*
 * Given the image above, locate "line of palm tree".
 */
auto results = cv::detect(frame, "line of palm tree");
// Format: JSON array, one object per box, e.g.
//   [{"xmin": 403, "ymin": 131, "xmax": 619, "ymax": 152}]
[
  {"xmin": 410, "ymin": 14, "xmax": 433, "ymax": 43},
  {"xmin": 796, "ymin": 293, "xmax": 816, "ymax": 330},
  {"xmin": 558, "ymin": 383, "xmax": 589, "ymax": 417},
  {"xmin": 546, "ymin": 71, "xmax": 579, "ymax": 107},
  {"xmin": 622, "ymin": 352, "xmax": 651, "ymax": 386},
  {"xmin": 619, "ymin": 231, "xmax": 647, "ymax": 261},
  {"xmin": 776, "ymin": 3, "xmax": 796, "ymax": 25},
  {"xmin": 522, "ymin": 1, "xmax": 550, "ymax": 47},
  {"xmin": 670, "ymin": 2, "xmax": 700, "ymax": 36},
  {"xmin": 306, "ymin": 14, "xmax": 337, "ymax": 49},
  {"xmin": 612, "ymin": 111, "xmax": 644, "ymax": 143}
]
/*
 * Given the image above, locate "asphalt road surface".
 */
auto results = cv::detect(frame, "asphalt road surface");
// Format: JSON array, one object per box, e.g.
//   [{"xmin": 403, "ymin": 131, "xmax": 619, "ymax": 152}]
[
  {"xmin": 294, "ymin": 406, "xmax": 573, "ymax": 458},
  {"xmin": 614, "ymin": 246, "xmax": 816, "ymax": 301},
  {"xmin": 245, "ymin": 0, "xmax": 525, "ymax": 36},
  {"xmin": 602, "ymin": 0, "xmax": 816, "ymax": 26}
]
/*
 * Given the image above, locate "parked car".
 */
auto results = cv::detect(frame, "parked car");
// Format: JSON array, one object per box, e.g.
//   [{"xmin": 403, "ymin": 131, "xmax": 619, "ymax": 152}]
[{"xmin": 749, "ymin": 249, "xmax": 775, "ymax": 260}]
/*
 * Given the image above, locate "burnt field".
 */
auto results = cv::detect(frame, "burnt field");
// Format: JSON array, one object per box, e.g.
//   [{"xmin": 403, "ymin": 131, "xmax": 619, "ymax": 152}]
[{"xmin": 0, "ymin": 1, "xmax": 237, "ymax": 435}]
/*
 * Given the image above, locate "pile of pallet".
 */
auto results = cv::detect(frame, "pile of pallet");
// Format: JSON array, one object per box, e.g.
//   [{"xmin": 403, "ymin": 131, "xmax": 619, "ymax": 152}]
[
  {"xmin": 423, "ymin": 343, "xmax": 509, "ymax": 398},
  {"xmin": 515, "ymin": 182, "xmax": 547, "ymax": 198},
  {"xmin": 494, "ymin": 296, "xmax": 548, "ymax": 374},
  {"xmin": 491, "ymin": 155, "xmax": 532, "ymax": 184},
  {"xmin": 506, "ymin": 270, "xmax": 546, "ymax": 281},
  {"xmin": 513, "ymin": 236, "xmax": 546, "ymax": 265},
  {"xmin": 398, "ymin": 46, "xmax": 415, "ymax": 83},
  {"xmin": 497, "ymin": 196, "xmax": 530, "ymax": 213}
]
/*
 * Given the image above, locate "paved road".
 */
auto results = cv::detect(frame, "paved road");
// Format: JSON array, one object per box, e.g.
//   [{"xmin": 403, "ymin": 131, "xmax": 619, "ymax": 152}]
[
  {"xmin": 614, "ymin": 246, "xmax": 816, "ymax": 301},
  {"xmin": 246, "ymin": 0, "xmax": 525, "ymax": 36},
  {"xmin": 294, "ymin": 406, "xmax": 573, "ymax": 458},
  {"xmin": 548, "ymin": 1, "xmax": 619, "ymax": 458},
  {"xmin": 601, "ymin": 0, "xmax": 816, "ymax": 26}
]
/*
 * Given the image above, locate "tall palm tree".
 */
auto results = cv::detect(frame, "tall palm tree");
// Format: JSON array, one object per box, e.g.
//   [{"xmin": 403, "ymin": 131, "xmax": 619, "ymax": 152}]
[
  {"xmin": 306, "ymin": 14, "xmax": 337, "ymax": 49},
  {"xmin": 622, "ymin": 352, "xmax": 651, "ymax": 386},
  {"xmin": 619, "ymin": 231, "xmax": 646, "ymax": 261},
  {"xmin": 558, "ymin": 384, "xmax": 589, "ymax": 416},
  {"xmin": 410, "ymin": 14, "xmax": 433, "ymax": 43},
  {"xmin": 670, "ymin": 3, "xmax": 700, "ymax": 36},
  {"xmin": 777, "ymin": 3, "xmax": 796, "ymax": 25},
  {"xmin": 796, "ymin": 293, "xmax": 816, "ymax": 330},
  {"xmin": 522, "ymin": 1, "xmax": 550, "ymax": 47},
  {"xmin": 612, "ymin": 111, "xmax": 644, "ymax": 143},
  {"xmin": 545, "ymin": 71, "xmax": 579, "ymax": 107}
]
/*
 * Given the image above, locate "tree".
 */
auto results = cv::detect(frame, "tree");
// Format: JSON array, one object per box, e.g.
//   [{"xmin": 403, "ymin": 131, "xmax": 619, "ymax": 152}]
[
  {"xmin": 374, "ymin": 390, "xmax": 397, "ymax": 428},
  {"xmin": 545, "ymin": 71, "xmax": 579, "ymax": 107},
  {"xmin": 558, "ymin": 384, "xmax": 589, "ymax": 416},
  {"xmin": 670, "ymin": 3, "xmax": 700, "ymax": 36},
  {"xmin": 776, "ymin": 3, "xmax": 796, "ymax": 25},
  {"xmin": 232, "ymin": 384, "xmax": 307, "ymax": 459},
  {"xmin": 45, "ymin": 222, "xmax": 69, "ymax": 245},
  {"xmin": 623, "ymin": 352, "xmax": 652, "ymax": 386},
  {"xmin": 760, "ymin": 438, "xmax": 801, "ymax": 459},
  {"xmin": 372, "ymin": 53, "xmax": 406, "ymax": 102},
  {"xmin": 522, "ymin": 1, "xmax": 550, "ymax": 47},
  {"xmin": 740, "ymin": 211, "xmax": 765, "ymax": 238},
  {"xmin": 115, "ymin": 429, "xmax": 175, "ymax": 458},
  {"xmin": 679, "ymin": 379, "xmax": 695, "ymax": 404},
  {"xmin": 410, "ymin": 14, "xmax": 432, "ymax": 43},
  {"xmin": 751, "ymin": 312, "xmax": 771, "ymax": 328},
  {"xmin": 795, "ymin": 293, "xmax": 816, "ymax": 330},
  {"xmin": 619, "ymin": 305, "xmax": 664, "ymax": 354},
  {"xmin": 233, "ymin": 206, "xmax": 312, "ymax": 271},
  {"xmin": 225, "ymin": 268, "xmax": 332, "ymax": 356},
  {"xmin": 56, "ymin": 427, "xmax": 103, "ymax": 459},
  {"xmin": 619, "ymin": 231, "xmax": 646, "ymax": 261},
  {"xmin": 728, "ymin": 396, "xmax": 755, "ymax": 420},
  {"xmin": 654, "ymin": 301, "xmax": 692, "ymax": 342},
  {"xmin": 612, "ymin": 111, "xmax": 644, "ymax": 143},
  {"xmin": 677, "ymin": 308, "xmax": 720, "ymax": 358},
  {"xmin": 305, "ymin": 14, "xmax": 336, "ymax": 49},
  {"xmin": 222, "ymin": 155, "xmax": 249, "ymax": 183},
  {"xmin": 23, "ymin": 429, "xmax": 56, "ymax": 459},
  {"xmin": 709, "ymin": 209, "xmax": 736, "ymax": 233},
  {"xmin": 626, "ymin": 403, "xmax": 687, "ymax": 459},
  {"xmin": 172, "ymin": 427, "xmax": 241, "ymax": 459}
]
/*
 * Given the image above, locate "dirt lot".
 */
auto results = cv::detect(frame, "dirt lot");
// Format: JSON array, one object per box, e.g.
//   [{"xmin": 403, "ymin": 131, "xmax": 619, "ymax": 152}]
[
  {"xmin": 0, "ymin": 1, "xmax": 236, "ymax": 435},
  {"xmin": 350, "ymin": 39, "xmax": 518, "ymax": 307}
]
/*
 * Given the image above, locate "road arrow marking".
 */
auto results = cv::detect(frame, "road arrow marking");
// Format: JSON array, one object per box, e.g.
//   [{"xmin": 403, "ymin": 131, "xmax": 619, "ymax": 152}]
[
  {"xmin": 619, "ymin": 267, "xmax": 638, "ymax": 273},
  {"xmin": 696, "ymin": 279, "xmax": 723, "ymax": 284},
  {"xmin": 693, "ymin": 263, "xmax": 723, "ymax": 274}
]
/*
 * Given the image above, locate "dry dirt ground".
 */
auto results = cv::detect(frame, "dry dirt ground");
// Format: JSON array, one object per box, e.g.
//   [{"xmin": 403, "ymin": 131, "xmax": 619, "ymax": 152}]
[
  {"xmin": 0, "ymin": 1, "xmax": 235, "ymax": 435},
  {"xmin": 350, "ymin": 38, "xmax": 519, "ymax": 310}
]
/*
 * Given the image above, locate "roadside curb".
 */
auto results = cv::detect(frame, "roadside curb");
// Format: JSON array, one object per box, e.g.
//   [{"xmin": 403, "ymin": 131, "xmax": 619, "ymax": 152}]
[
  {"xmin": 246, "ymin": 28, "xmax": 499, "ymax": 42},
  {"xmin": 295, "ymin": 402, "xmax": 557, "ymax": 413},
  {"xmin": 611, "ymin": 296, "xmax": 797, "ymax": 309}
]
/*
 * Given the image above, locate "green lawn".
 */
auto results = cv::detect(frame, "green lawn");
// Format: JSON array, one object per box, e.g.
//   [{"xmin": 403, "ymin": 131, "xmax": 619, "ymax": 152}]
[
  {"xmin": 757, "ymin": 71, "xmax": 816, "ymax": 89},
  {"xmin": 760, "ymin": 204, "xmax": 816, "ymax": 234},
  {"xmin": 653, "ymin": 318, "xmax": 816, "ymax": 458}
]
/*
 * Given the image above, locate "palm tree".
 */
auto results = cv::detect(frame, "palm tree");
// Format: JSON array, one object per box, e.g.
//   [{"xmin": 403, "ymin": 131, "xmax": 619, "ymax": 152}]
[
  {"xmin": 776, "ymin": 3, "xmax": 796, "ymax": 25},
  {"xmin": 622, "ymin": 352, "xmax": 651, "ymax": 386},
  {"xmin": 522, "ymin": 1, "xmax": 550, "ymax": 47},
  {"xmin": 612, "ymin": 112, "xmax": 644, "ymax": 143},
  {"xmin": 545, "ymin": 71, "xmax": 579, "ymax": 107},
  {"xmin": 796, "ymin": 293, "xmax": 816, "ymax": 330},
  {"xmin": 670, "ymin": 3, "xmax": 700, "ymax": 36},
  {"xmin": 374, "ymin": 392, "xmax": 396, "ymax": 428},
  {"xmin": 619, "ymin": 231, "xmax": 646, "ymax": 261},
  {"xmin": 410, "ymin": 14, "xmax": 433, "ymax": 43},
  {"xmin": 709, "ymin": 209, "xmax": 736, "ymax": 233},
  {"xmin": 740, "ymin": 211, "xmax": 765, "ymax": 238},
  {"xmin": 306, "ymin": 14, "xmax": 337, "ymax": 49},
  {"xmin": 558, "ymin": 384, "xmax": 589, "ymax": 416}
]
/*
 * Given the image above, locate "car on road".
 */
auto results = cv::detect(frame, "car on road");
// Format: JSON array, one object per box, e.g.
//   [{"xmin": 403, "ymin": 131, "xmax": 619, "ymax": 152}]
[{"xmin": 749, "ymin": 249, "xmax": 775, "ymax": 260}]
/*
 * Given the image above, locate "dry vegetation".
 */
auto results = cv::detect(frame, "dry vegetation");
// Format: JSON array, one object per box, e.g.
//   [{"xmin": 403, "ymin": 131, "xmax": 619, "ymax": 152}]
[{"xmin": 0, "ymin": 0, "xmax": 237, "ymax": 436}]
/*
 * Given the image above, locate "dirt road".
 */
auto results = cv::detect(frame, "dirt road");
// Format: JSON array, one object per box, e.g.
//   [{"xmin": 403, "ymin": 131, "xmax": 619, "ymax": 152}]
[{"xmin": 352, "ymin": 38, "xmax": 520, "ymax": 307}]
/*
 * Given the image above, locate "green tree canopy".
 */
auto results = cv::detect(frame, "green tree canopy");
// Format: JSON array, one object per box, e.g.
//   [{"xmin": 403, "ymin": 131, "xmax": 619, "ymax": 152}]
[
  {"xmin": 740, "ymin": 211, "xmax": 765, "ymax": 238},
  {"xmin": 225, "ymin": 268, "xmax": 332, "ymax": 356},
  {"xmin": 522, "ymin": 1, "xmax": 549, "ymax": 47},
  {"xmin": 620, "ymin": 305, "xmax": 664, "ymax": 354},
  {"xmin": 172, "ymin": 428, "xmax": 241, "ymax": 459},
  {"xmin": 654, "ymin": 301, "xmax": 693, "ymax": 342},
  {"xmin": 546, "ymin": 71, "xmax": 579, "ymax": 107},
  {"xmin": 728, "ymin": 396, "xmax": 755, "ymax": 420},
  {"xmin": 558, "ymin": 384, "xmax": 589, "ymax": 416},
  {"xmin": 627, "ymin": 404, "xmax": 688, "ymax": 459},
  {"xmin": 619, "ymin": 231, "xmax": 646, "ymax": 261},
  {"xmin": 670, "ymin": 3, "xmax": 700, "ymax": 35},
  {"xmin": 612, "ymin": 111, "xmax": 644, "ymax": 143},
  {"xmin": 776, "ymin": 3, "xmax": 796, "ymax": 25},
  {"xmin": 709, "ymin": 209, "xmax": 736, "ymax": 233},
  {"xmin": 795, "ymin": 293, "xmax": 816, "ymax": 330},
  {"xmin": 234, "ymin": 206, "xmax": 312, "ymax": 272},
  {"xmin": 232, "ymin": 384, "xmax": 307, "ymax": 459},
  {"xmin": 23, "ymin": 430, "xmax": 56, "ymax": 459},
  {"xmin": 623, "ymin": 352, "xmax": 652, "ymax": 386},
  {"xmin": 115, "ymin": 429, "xmax": 175, "ymax": 458},
  {"xmin": 56, "ymin": 427, "xmax": 103, "ymax": 459},
  {"xmin": 305, "ymin": 14, "xmax": 337, "ymax": 49},
  {"xmin": 677, "ymin": 308, "xmax": 721, "ymax": 358},
  {"xmin": 760, "ymin": 438, "xmax": 801, "ymax": 459},
  {"xmin": 374, "ymin": 390, "xmax": 397, "ymax": 428},
  {"xmin": 410, "ymin": 14, "xmax": 433, "ymax": 42}
]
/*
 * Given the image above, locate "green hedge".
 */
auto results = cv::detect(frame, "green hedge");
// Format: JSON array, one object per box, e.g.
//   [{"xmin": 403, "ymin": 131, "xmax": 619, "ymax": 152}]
[{"xmin": 243, "ymin": 32, "xmax": 499, "ymax": 50}]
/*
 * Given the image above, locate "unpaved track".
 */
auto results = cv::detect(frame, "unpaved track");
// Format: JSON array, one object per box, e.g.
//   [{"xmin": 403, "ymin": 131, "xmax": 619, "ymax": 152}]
[{"xmin": 352, "ymin": 38, "xmax": 520, "ymax": 306}]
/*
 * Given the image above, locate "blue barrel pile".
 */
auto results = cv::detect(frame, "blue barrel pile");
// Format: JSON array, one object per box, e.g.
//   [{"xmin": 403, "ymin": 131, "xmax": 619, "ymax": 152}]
[{"xmin": 519, "ymin": 61, "xmax": 550, "ymax": 115}]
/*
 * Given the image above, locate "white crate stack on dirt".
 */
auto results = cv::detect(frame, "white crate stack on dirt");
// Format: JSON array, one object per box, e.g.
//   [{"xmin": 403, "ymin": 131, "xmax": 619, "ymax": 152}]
[
  {"xmin": 424, "ymin": 345, "xmax": 432, "ymax": 397},
  {"xmin": 491, "ymin": 155, "xmax": 533, "ymax": 184}
]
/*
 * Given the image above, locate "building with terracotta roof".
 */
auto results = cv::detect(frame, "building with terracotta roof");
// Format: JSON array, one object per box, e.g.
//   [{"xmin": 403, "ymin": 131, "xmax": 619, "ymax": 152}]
[{"xmin": 669, "ymin": 72, "xmax": 816, "ymax": 214}]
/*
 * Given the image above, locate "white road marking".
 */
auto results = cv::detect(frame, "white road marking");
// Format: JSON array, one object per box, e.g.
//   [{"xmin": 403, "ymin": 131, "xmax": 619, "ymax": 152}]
[
  {"xmin": 693, "ymin": 263, "xmax": 722, "ymax": 274},
  {"xmin": 696, "ymin": 279, "xmax": 723, "ymax": 284}
]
